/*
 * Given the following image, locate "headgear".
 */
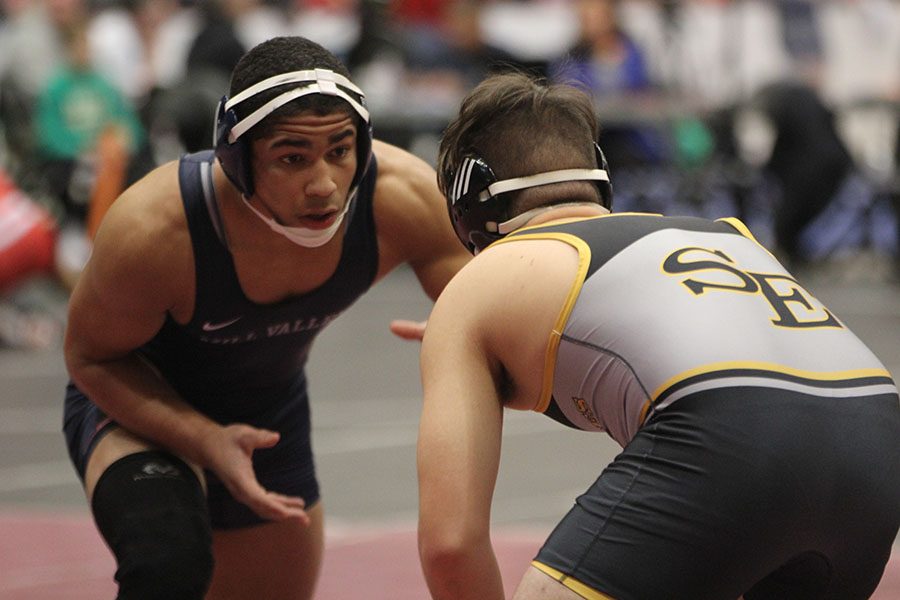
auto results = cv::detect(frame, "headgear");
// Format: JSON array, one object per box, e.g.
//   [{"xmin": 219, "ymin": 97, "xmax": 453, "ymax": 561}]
[
  {"xmin": 445, "ymin": 143, "xmax": 613, "ymax": 252},
  {"xmin": 214, "ymin": 68, "xmax": 373, "ymax": 197}
]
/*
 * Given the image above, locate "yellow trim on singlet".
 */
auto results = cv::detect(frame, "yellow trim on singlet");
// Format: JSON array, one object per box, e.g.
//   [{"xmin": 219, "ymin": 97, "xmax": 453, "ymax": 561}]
[
  {"xmin": 716, "ymin": 216, "xmax": 780, "ymax": 260},
  {"xmin": 490, "ymin": 231, "xmax": 592, "ymax": 413},
  {"xmin": 650, "ymin": 362, "xmax": 893, "ymax": 403},
  {"xmin": 638, "ymin": 399, "xmax": 653, "ymax": 426},
  {"xmin": 717, "ymin": 216, "xmax": 757, "ymax": 242},
  {"xmin": 531, "ymin": 561, "xmax": 617, "ymax": 599}
]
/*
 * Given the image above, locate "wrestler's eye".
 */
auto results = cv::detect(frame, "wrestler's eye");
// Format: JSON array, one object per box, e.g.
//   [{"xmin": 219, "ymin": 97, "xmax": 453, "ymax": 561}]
[
  {"xmin": 280, "ymin": 153, "xmax": 308, "ymax": 166},
  {"xmin": 330, "ymin": 145, "xmax": 352, "ymax": 160}
]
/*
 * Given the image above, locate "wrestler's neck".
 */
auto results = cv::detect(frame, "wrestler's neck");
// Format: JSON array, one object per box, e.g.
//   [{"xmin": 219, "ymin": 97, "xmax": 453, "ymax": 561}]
[{"xmin": 525, "ymin": 203, "xmax": 610, "ymax": 228}]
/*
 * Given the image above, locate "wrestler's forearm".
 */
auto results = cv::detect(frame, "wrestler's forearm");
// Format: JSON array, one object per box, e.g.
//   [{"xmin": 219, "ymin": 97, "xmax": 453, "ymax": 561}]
[{"xmin": 68, "ymin": 353, "xmax": 222, "ymax": 467}]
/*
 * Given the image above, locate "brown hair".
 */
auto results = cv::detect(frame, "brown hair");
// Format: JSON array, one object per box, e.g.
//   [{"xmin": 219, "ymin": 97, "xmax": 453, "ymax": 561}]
[{"xmin": 437, "ymin": 72, "xmax": 602, "ymax": 209}]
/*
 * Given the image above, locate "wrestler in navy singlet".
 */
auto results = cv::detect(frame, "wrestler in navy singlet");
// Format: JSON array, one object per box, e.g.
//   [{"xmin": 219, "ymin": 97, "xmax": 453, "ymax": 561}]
[
  {"xmin": 64, "ymin": 150, "xmax": 380, "ymax": 528},
  {"xmin": 494, "ymin": 213, "xmax": 900, "ymax": 600}
]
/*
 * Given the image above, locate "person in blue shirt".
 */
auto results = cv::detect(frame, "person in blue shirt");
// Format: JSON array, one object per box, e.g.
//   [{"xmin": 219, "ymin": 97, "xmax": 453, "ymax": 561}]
[{"xmin": 549, "ymin": 0, "xmax": 651, "ymax": 95}]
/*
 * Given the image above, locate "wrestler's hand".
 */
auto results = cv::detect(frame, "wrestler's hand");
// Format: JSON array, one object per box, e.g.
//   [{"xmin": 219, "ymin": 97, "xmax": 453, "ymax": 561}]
[
  {"xmin": 389, "ymin": 319, "xmax": 427, "ymax": 341},
  {"xmin": 204, "ymin": 424, "xmax": 310, "ymax": 524}
]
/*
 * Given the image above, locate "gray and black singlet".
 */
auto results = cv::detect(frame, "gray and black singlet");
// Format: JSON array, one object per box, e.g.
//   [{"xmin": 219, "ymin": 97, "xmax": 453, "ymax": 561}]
[{"xmin": 492, "ymin": 213, "xmax": 899, "ymax": 600}]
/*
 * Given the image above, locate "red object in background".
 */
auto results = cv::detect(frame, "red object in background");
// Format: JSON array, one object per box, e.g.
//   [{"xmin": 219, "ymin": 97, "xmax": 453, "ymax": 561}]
[
  {"xmin": 0, "ymin": 170, "xmax": 58, "ymax": 291},
  {"xmin": 390, "ymin": 0, "xmax": 448, "ymax": 25}
]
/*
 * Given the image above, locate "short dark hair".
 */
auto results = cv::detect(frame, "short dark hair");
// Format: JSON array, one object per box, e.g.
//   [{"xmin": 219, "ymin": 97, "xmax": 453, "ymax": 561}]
[
  {"xmin": 228, "ymin": 36, "xmax": 359, "ymax": 139},
  {"xmin": 437, "ymin": 72, "xmax": 601, "ymax": 207}
]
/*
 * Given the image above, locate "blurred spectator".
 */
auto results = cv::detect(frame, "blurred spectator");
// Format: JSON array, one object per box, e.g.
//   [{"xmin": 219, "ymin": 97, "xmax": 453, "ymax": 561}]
[
  {"xmin": 550, "ymin": 0, "xmax": 668, "ymax": 174},
  {"xmin": 0, "ymin": 0, "xmax": 85, "ymax": 175},
  {"xmin": 550, "ymin": 0, "xmax": 651, "ymax": 95},
  {"xmin": 664, "ymin": 0, "xmax": 791, "ymax": 110},
  {"xmin": 146, "ymin": 67, "xmax": 231, "ymax": 158},
  {"xmin": 749, "ymin": 80, "xmax": 858, "ymax": 265},
  {"xmin": 615, "ymin": 0, "xmax": 671, "ymax": 88},
  {"xmin": 144, "ymin": 0, "xmax": 246, "ymax": 159},
  {"xmin": 289, "ymin": 0, "xmax": 360, "ymax": 63},
  {"xmin": 815, "ymin": 0, "xmax": 900, "ymax": 263},
  {"xmin": 32, "ymin": 14, "xmax": 154, "ymax": 290},
  {"xmin": 86, "ymin": 0, "xmax": 151, "ymax": 105},
  {"xmin": 223, "ymin": 0, "xmax": 286, "ymax": 53},
  {"xmin": 186, "ymin": 0, "xmax": 247, "ymax": 76},
  {"xmin": 735, "ymin": 1, "xmax": 900, "ymax": 267},
  {"xmin": 132, "ymin": 0, "xmax": 202, "ymax": 93},
  {"xmin": 348, "ymin": 0, "xmax": 520, "ymax": 153},
  {"xmin": 384, "ymin": 0, "xmax": 520, "ymax": 85},
  {"xmin": 437, "ymin": 0, "xmax": 523, "ymax": 83},
  {"xmin": 0, "ymin": 0, "xmax": 82, "ymax": 100},
  {"xmin": 33, "ymin": 18, "xmax": 146, "ymax": 222},
  {"xmin": 389, "ymin": 0, "xmax": 466, "ymax": 72},
  {"xmin": 776, "ymin": 0, "xmax": 824, "ymax": 87},
  {"xmin": 478, "ymin": 0, "xmax": 580, "ymax": 76},
  {"xmin": 816, "ymin": 0, "xmax": 900, "ymax": 108}
]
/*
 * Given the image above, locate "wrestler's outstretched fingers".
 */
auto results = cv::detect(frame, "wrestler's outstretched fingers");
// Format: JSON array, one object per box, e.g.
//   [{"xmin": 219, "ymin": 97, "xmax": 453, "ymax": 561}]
[
  {"xmin": 253, "ymin": 490, "xmax": 311, "ymax": 525},
  {"xmin": 265, "ymin": 490, "xmax": 309, "ymax": 519},
  {"xmin": 226, "ymin": 470, "xmax": 310, "ymax": 524},
  {"xmin": 389, "ymin": 319, "xmax": 427, "ymax": 341}
]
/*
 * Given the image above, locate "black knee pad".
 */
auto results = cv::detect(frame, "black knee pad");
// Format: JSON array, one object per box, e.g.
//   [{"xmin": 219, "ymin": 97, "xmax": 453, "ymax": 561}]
[{"xmin": 91, "ymin": 451, "xmax": 214, "ymax": 600}]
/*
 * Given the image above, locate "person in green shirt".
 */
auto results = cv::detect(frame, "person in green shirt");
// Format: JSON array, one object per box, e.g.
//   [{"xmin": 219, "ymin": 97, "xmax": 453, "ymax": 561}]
[{"xmin": 33, "ymin": 20, "xmax": 146, "ymax": 222}]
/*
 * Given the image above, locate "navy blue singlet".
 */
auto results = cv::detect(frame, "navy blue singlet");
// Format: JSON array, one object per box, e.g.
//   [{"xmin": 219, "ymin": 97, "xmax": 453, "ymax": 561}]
[
  {"xmin": 64, "ymin": 150, "xmax": 380, "ymax": 527},
  {"xmin": 139, "ymin": 150, "xmax": 379, "ymax": 419}
]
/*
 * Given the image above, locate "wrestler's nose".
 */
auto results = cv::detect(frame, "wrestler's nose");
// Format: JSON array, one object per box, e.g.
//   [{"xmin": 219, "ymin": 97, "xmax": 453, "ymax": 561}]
[{"xmin": 304, "ymin": 158, "xmax": 338, "ymax": 199}]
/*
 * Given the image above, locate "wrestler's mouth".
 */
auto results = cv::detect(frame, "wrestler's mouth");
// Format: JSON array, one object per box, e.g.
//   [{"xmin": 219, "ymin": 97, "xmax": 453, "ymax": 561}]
[{"xmin": 296, "ymin": 210, "xmax": 339, "ymax": 229}]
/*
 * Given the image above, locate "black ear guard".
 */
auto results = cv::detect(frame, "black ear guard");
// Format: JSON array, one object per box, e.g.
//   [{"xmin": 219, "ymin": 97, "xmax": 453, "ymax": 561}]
[
  {"xmin": 446, "ymin": 142, "xmax": 613, "ymax": 252},
  {"xmin": 214, "ymin": 97, "xmax": 253, "ymax": 195},
  {"xmin": 213, "ymin": 69, "xmax": 373, "ymax": 197},
  {"xmin": 447, "ymin": 155, "xmax": 499, "ymax": 252}
]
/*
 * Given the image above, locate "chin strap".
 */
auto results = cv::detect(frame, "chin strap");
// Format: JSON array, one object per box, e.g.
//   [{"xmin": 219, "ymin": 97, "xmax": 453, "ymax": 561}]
[{"xmin": 492, "ymin": 202, "xmax": 604, "ymax": 235}]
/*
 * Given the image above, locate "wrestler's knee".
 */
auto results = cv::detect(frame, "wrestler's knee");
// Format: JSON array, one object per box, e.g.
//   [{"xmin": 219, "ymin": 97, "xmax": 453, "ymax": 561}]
[{"xmin": 91, "ymin": 451, "xmax": 213, "ymax": 599}]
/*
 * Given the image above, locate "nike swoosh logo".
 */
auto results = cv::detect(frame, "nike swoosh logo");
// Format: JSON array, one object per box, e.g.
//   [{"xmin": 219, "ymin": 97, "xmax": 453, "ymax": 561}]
[{"xmin": 201, "ymin": 317, "xmax": 242, "ymax": 331}]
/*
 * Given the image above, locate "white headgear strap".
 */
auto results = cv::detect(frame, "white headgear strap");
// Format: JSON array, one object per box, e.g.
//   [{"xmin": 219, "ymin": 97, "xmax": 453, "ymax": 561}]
[
  {"xmin": 226, "ymin": 68, "xmax": 369, "ymax": 142},
  {"xmin": 479, "ymin": 168, "xmax": 609, "ymax": 202}
]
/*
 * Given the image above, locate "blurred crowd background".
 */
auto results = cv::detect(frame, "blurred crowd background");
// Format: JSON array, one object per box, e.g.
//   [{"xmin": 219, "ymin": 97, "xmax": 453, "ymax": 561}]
[{"xmin": 0, "ymin": 0, "xmax": 899, "ymax": 350}]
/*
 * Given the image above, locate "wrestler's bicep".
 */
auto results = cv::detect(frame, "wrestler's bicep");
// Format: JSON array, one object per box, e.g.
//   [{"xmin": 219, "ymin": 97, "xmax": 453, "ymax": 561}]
[{"xmin": 65, "ymin": 206, "xmax": 178, "ymax": 363}]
